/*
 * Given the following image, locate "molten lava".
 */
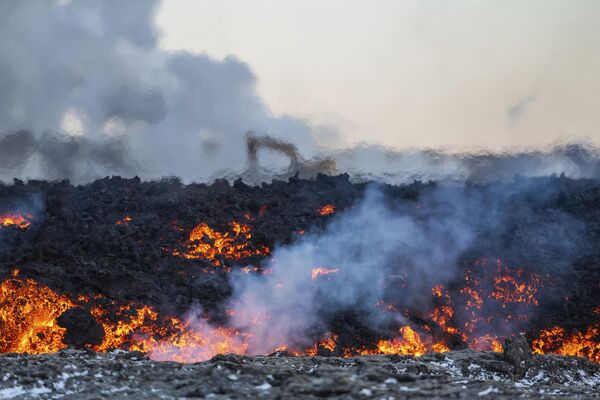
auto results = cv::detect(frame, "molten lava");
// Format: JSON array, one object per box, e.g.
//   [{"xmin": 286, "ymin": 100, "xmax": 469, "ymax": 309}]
[
  {"xmin": 0, "ymin": 213, "xmax": 32, "ymax": 229},
  {"xmin": 115, "ymin": 216, "xmax": 133, "ymax": 225},
  {"xmin": 173, "ymin": 221, "xmax": 270, "ymax": 266},
  {"xmin": 376, "ymin": 327, "xmax": 448, "ymax": 357},
  {"xmin": 317, "ymin": 204, "xmax": 336, "ymax": 216},
  {"xmin": 0, "ymin": 279, "xmax": 74, "ymax": 354},
  {"xmin": 1, "ymin": 251, "xmax": 598, "ymax": 365},
  {"xmin": 311, "ymin": 267, "xmax": 339, "ymax": 281},
  {"xmin": 532, "ymin": 325, "xmax": 600, "ymax": 363}
]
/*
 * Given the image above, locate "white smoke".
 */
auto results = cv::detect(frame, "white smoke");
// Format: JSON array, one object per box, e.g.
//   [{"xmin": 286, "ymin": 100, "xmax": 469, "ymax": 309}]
[
  {"xmin": 0, "ymin": 0, "xmax": 316, "ymax": 182},
  {"xmin": 1, "ymin": 1, "xmax": 600, "ymax": 185},
  {"xmin": 224, "ymin": 181, "xmax": 586, "ymax": 354},
  {"xmin": 227, "ymin": 187, "xmax": 476, "ymax": 353}
]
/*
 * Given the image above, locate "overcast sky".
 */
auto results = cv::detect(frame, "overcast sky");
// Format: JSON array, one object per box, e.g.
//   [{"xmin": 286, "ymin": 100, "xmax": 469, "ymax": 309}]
[{"xmin": 156, "ymin": 0, "xmax": 600, "ymax": 151}]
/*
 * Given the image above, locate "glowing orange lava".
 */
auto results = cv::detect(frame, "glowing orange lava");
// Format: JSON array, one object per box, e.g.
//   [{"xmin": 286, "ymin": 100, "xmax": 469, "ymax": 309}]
[
  {"xmin": 317, "ymin": 204, "xmax": 336, "ymax": 216},
  {"xmin": 0, "ymin": 213, "xmax": 33, "ymax": 229},
  {"xmin": 0, "ymin": 279, "xmax": 74, "ymax": 354},
  {"xmin": 311, "ymin": 267, "xmax": 339, "ymax": 281},
  {"xmin": 376, "ymin": 326, "xmax": 448, "ymax": 357},
  {"xmin": 173, "ymin": 221, "xmax": 270, "ymax": 266},
  {"xmin": 115, "ymin": 216, "xmax": 133, "ymax": 225},
  {"xmin": 532, "ymin": 325, "xmax": 600, "ymax": 363}
]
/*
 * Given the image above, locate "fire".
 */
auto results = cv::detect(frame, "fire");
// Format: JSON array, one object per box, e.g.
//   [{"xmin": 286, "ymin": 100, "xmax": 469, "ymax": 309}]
[
  {"xmin": 469, "ymin": 334, "xmax": 503, "ymax": 352},
  {"xmin": 91, "ymin": 303, "xmax": 159, "ymax": 352},
  {"xmin": 317, "ymin": 204, "xmax": 336, "ymax": 216},
  {"xmin": 311, "ymin": 267, "xmax": 339, "ymax": 281},
  {"xmin": 306, "ymin": 332, "xmax": 338, "ymax": 356},
  {"xmin": 115, "ymin": 216, "xmax": 133, "ymax": 225},
  {"xmin": 132, "ymin": 319, "xmax": 249, "ymax": 363},
  {"xmin": 0, "ymin": 279, "xmax": 74, "ymax": 354},
  {"xmin": 173, "ymin": 221, "xmax": 269, "ymax": 266},
  {"xmin": 532, "ymin": 325, "xmax": 600, "ymax": 363},
  {"xmin": 0, "ymin": 213, "xmax": 32, "ymax": 229},
  {"xmin": 376, "ymin": 326, "xmax": 448, "ymax": 357},
  {"xmin": 491, "ymin": 271, "xmax": 543, "ymax": 306},
  {"xmin": 1, "ymin": 254, "xmax": 597, "ymax": 364}
]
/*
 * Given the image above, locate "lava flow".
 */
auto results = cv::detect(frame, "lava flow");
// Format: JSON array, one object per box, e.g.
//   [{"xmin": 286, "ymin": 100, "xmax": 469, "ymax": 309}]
[
  {"xmin": 317, "ymin": 204, "xmax": 336, "ymax": 216},
  {"xmin": 0, "ymin": 213, "xmax": 32, "ymax": 229},
  {"xmin": 0, "ymin": 279, "xmax": 74, "ymax": 354},
  {"xmin": 0, "ymin": 265, "xmax": 599, "ymax": 364},
  {"xmin": 172, "ymin": 221, "xmax": 270, "ymax": 267}
]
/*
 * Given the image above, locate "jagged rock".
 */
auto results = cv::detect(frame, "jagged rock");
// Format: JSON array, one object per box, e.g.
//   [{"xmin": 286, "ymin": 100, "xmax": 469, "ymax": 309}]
[
  {"xmin": 57, "ymin": 307, "xmax": 105, "ymax": 348},
  {"xmin": 0, "ymin": 351, "xmax": 599, "ymax": 398},
  {"xmin": 503, "ymin": 335, "xmax": 532, "ymax": 378}
]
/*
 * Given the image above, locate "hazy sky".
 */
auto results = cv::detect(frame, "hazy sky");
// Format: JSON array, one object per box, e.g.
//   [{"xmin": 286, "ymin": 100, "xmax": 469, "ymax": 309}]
[{"xmin": 157, "ymin": 0, "xmax": 600, "ymax": 151}]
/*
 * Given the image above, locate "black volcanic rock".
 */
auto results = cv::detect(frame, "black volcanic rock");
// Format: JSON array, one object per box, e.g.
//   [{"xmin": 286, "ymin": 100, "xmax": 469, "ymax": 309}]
[
  {"xmin": 57, "ymin": 307, "xmax": 105, "ymax": 348},
  {"xmin": 503, "ymin": 335, "xmax": 533, "ymax": 378}
]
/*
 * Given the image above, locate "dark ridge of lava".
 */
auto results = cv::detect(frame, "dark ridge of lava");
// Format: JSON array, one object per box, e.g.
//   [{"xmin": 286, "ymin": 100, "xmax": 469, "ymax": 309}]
[{"xmin": 1, "ymin": 173, "xmax": 600, "ymax": 357}]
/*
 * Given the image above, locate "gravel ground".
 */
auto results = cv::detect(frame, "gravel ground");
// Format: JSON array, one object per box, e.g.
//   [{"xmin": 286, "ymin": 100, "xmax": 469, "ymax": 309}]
[{"xmin": 0, "ymin": 349, "xmax": 599, "ymax": 399}]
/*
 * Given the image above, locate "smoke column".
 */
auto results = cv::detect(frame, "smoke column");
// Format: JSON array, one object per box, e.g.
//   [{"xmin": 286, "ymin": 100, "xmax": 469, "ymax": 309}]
[
  {"xmin": 223, "ymin": 182, "xmax": 584, "ymax": 354},
  {"xmin": 2, "ymin": 1, "xmax": 600, "ymax": 184},
  {"xmin": 0, "ymin": 0, "xmax": 316, "ymax": 183}
]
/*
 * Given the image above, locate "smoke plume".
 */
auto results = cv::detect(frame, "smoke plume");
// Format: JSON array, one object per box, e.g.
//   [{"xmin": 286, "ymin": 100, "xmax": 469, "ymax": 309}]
[
  {"xmin": 2, "ymin": 1, "xmax": 600, "ymax": 185},
  {"xmin": 222, "ymin": 181, "xmax": 584, "ymax": 354},
  {"xmin": 0, "ymin": 0, "xmax": 316, "ymax": 183}
]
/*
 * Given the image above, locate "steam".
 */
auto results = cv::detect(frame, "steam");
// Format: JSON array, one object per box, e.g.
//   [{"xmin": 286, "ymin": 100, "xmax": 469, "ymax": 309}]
[
  {"xmin": 0, "ymin": 0, "xmax": 315, "ymax": 183},
  {"xmin": 225, "ymin": 181, "xmax": 585, "ymax": 354},
  {"xmin": 2, "ymin": 1, "xmax": 600, "ymax": 184},
  {"xmin": 227, "ymin": 186, "xmax": 474, "ymax": 353}
]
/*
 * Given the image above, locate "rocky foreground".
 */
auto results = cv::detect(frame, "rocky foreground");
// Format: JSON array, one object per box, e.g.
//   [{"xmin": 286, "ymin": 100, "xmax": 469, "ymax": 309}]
[{"xmin": 0, "ymin": 349, "xmax": 599, "ymax": 399}]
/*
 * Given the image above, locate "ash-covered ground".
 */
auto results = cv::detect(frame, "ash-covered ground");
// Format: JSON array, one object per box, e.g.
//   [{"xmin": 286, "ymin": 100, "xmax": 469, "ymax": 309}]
[{"xmin": 1, "ymin": 347, "xmax": 599, "ymax": 399}]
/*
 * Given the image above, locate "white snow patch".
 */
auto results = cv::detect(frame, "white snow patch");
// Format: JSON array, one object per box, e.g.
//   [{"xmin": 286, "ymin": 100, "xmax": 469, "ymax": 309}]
[
  {"xmin": 256, "ymin": 382, "xmax": 272, "ymax": 391},
  {"xmin": 0, "ymin": 386, "xmax": 25, "ymax": 399},
  {"xmin": 478, "ymin": 386, "xmax": 500, "ymax": 396},
  {"xmin": 399, "ymin": 386, "xmax": 419, "ymax": 392}
]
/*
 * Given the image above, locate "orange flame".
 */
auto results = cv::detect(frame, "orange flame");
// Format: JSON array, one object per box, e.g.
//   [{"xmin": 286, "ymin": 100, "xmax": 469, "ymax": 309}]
[
  {"xmin": 115, "ymin": 216, "xmax": 133, "ymax": 225},
  {"xmin": 311, "ymin": 267, "xmax": 339, "ymax": 281},
  {"xmin": 376, "ymin": 326, "xmax": 449, "ymax": 357},
  {"xmin": 0, "ymin": 213, "xmax": 32, "ymax": 229},
  {"xmin": 317, "ymin": 204, "xmax": 336, "ymax": 216},
  {"xmin": 173, "ymin": 221, "xmax": 269, "ymax": 266},
  {"xmin": 491, "ymin": 271, "xmax": 543, "ymax": 306},
  {"xmin": 0, "ymin": 279, "xmax": 74, "ymax": 354},
  {"xmin": 532, "ymin": 325, "xmax": 600, "ymax": 363},
  {"xmin": 469, "ymin": 334, "xmax": 504, "ymax": 352}
]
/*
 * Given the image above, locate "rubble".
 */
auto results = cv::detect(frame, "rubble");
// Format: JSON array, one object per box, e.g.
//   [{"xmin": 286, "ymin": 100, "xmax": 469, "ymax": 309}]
[{"xmin": 0, "ymin": 350, "xmax": 598, "ymax": 399}]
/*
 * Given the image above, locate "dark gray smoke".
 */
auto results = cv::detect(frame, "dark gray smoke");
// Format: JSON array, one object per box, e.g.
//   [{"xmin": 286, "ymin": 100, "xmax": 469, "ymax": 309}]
[
  {"xmin": 1, "ymin": 1, "xmax": 600, "ymax": 185},
  {"xmin": 0, "ymin": 130, "xmax": 135, "ymax": 181},
  {"xmin": 0, "ymin": 0, "xmax": 316, "ymax": 183}
]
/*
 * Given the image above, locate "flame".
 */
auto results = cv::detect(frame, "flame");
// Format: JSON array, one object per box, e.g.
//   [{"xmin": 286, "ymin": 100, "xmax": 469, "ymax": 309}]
[
  {"xmin": 115, "ymin": 216, "xmax": 133, "ymax": 225},
  {"xmin": 173, "ymin": 221, "xmax": 269, "ymax": 266},
  {"xmin": 532, "ymin": 325, "xmax": 600, "ymax": 363},
  {"xmin": 491, "ymin": 271, "xmax": 543, "ymax": 306},
  {"xmin": 0, "ymin": 279, "xmax": 74, "ymax": 353},
  {"xmin": 376, "ymin": 326, "xmax": 448, "ymax": 357},
  {"xmin": 1, "ymin": 253, "xmax": 598, "ymax": 365},
  {"xmin": 0, "ymin": 213, "xmax": 32, "ymax": 229},
  {"xmin": 311, "ymin": 267, "xmax": 339, "ymax": 281},
  {"xmin": 305, "ymin": 332, "xmax": 338, "ymax": 356},
  {"xmin": 133, "ymin": 320, "xmax": 249, "ymax": 363},
  {"xmin": 469, "ymin": 334, "xmax": 504, "ymax": 352},
  {"xmin": 91, "ymin": 303, "xmax": 159, "ymax": 352},
  {"xmin": 317, "ymin": 204, "xmax": 336, "ymax": 216}
]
